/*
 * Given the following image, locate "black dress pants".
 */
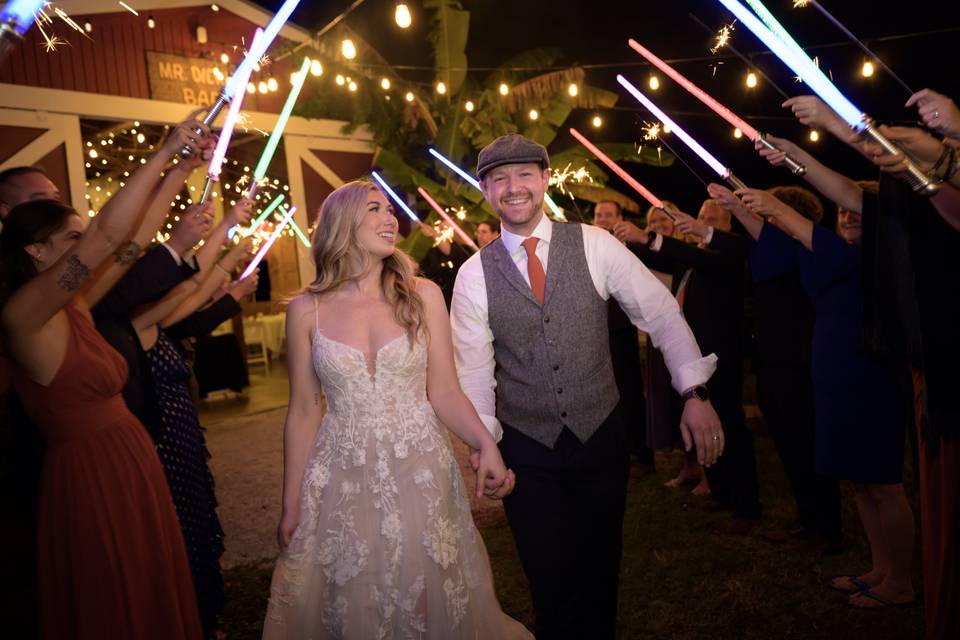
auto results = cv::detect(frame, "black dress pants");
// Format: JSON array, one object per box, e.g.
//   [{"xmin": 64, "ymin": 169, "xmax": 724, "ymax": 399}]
[
  {"xmin": 758, "ymin": 365, "xmax": 841, "ymax": 538},
  {"xmin": 702, "ymin": 366, "xmax": 762, "ymax": 519},
  {"xmin": 499, "ymin": 407, "xmax": 630, "ymax": 640}
]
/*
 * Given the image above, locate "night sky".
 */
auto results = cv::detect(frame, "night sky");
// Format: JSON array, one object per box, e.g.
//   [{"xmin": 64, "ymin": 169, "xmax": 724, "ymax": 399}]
[{"xmin": 264, "ymin": 0, "xmax": 960, "ymax": 216}]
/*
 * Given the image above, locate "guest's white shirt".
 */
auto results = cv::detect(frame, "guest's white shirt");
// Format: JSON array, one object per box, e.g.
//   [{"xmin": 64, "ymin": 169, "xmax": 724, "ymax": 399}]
[{"xmin": 450, "ymin": 213, "xmax": 717, "ymax": 441}]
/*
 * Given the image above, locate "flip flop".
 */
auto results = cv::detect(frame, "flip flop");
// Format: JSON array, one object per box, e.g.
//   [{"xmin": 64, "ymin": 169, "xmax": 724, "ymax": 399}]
[
  {"xmin": 828, "ymin": 575, "xmax": 870, "ymax": 594},
  {"xmin": 846, "ymin": 589, "xmax": 915, "ymax": 609}
]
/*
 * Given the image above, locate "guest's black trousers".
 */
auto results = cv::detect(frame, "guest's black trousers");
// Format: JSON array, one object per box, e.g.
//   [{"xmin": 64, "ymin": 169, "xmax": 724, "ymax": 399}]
[{"xmin": 499, "ymin": 407, "xmax": 630, "ymax": 640}]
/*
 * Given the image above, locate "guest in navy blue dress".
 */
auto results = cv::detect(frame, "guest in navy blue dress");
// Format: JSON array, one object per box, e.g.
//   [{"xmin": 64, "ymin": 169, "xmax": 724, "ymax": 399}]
[{"xmin": 735, "ymin": 181, "xmax": 914, "ymax": 609}]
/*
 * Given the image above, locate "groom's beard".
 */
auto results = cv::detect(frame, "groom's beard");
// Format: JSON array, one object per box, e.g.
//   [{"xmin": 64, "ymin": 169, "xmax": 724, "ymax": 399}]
[{"xmin": 495, "ymin": 189, "xmax": 541, "ymax": 224}]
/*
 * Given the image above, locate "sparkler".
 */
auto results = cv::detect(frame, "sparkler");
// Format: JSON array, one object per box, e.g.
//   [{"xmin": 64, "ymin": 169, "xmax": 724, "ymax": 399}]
[
  {"xmin": 568, "ymin": 127, "xmax": 674, "ymax": 220},
  {"xmin": 427, "ymin": 147, "xmax": 567, "ymax": 221},
  {"xmin": 617, "ymin": 75, "xmax": 748, "ymax": 191},
  {"xmin": 550, "ymin": 163, "xmax": 594, "ymax": 196},
  {"xmin": 239, "ymin": 193, "xmax": 286, "ymax": 238},
  {"xmin": 370, "ymin": 171, "xmax": 421, "ymax": 222},
  {"xmin": 0, "ymin": 0, "xmax": 44, "ymax": 60},
  {"xmin": 241, "ymin": 205, "xmax": 297, "ymax": 279},
  {"xmin": 716, "ymin": 0, "xmax": 938, "ymax": 195},
  {"xmin": 628, "ymin": 39, "xmax": 806, "ymax": 175},
  {"xmin": 248, "ymin": 57, "xmax": 311, "ymax": 200},
  {"xmin": 200, "ymin": 28, "xmax": 262, "ymax": 203},
  {"xmin": 416, "ymin": 187, "xmax": 479, "ymax": 251},
  {"xmin": 793, "ymin": 0, "xmax": 912, "ymax": 94},
  {"xmin": 179, "ymin": 0, "xmax": 302, "ymax": 159},
  {"xmin": 710, "ymin": 22, "xmax": 736, "ymax": 54}
]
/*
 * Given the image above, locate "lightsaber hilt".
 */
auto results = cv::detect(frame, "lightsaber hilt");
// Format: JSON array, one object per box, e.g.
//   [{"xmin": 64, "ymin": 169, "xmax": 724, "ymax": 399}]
[
  {"xmin": 247, "ymin": 181, "xmax": 260, "ymax": 201},
  {"xmin": 179, "ymin": 90, "xmax": 230, "ymax": 159},
  {"xmin": 655, "ymin": 206, "xmax": 678, "ymax": 222},
  {"xmin": 859, "ymin": 117, "xmax": 940, "ymax": 197},
  {"xmin": 757, "ymin": 135, "xmax": 807, "ymax": 176},
  {"xmin": 725, "ymin": 172, "xmax": 748, "ymax": 192},
  {"xmin": 199, "ymin": 176, "xmax": 215, "ymax": 204}
]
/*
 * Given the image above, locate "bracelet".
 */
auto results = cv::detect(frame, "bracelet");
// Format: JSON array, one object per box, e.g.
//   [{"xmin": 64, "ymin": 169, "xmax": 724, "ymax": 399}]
[
  {"xmin": 929, "ymin": 144, "xmax": 951, "ymax": 177},
  {"xmin": 942, "ymin": 147, "xmax": 957, "ymax": 182}
]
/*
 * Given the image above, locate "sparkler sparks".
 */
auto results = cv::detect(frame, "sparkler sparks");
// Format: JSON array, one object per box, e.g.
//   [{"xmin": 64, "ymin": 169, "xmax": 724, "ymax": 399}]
[
  {"xmin": 549, "ymin": 163, "xmax": 594, "ymax": 196},
  {"xmin": 793, "ymin": 0, "xmax": 810, "ymax": 7},
  {"xmin": 643, "ymin": 122, "xmax": 661, "ymax": 141},
  {"xmin": 42, "ymin": 32, "xmax": 66, "ymax": 51},
  {"xmin": 710, "ymin": 22, "xmax": 736, "ymax": 54}
]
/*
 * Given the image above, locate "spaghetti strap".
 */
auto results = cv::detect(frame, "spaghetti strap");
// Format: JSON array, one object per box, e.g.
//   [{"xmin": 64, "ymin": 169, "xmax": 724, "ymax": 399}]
[{"xmin": 312, "ymin": 294, "xmax": 320, "ymax": 335}]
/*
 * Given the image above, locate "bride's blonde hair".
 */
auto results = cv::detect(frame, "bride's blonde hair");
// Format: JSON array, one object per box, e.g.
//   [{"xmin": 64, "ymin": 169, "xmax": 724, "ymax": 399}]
[{"xmin": 304, "ymin": 179, "xmax": 426, "ymax": 338}]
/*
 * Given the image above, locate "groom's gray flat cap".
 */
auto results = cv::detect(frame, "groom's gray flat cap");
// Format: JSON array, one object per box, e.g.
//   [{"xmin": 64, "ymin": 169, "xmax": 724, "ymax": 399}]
[{"xmin": 476, "ymin": 134, "xmax": 549, "ymax": 179}]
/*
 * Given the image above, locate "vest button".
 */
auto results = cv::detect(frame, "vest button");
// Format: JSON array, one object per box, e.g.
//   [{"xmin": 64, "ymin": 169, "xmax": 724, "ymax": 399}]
[
  {"xmin": 543, "ymin": 315, "xmax": 550, "ymax": 323},
  {"xmin": 560, "ymin": 411, "xmax": 567, "ymax": 418},
  {"xmin": 556, "ymin": 388, "xmax": 563, "ymax": 394},
  {"xmin": 553, "ymin": 364, "xmax": 559, "ymax": 371}
]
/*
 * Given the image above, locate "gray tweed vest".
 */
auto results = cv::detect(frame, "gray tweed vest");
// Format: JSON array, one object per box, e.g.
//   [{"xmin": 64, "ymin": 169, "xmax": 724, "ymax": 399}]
[{"xmin": 480, "ymin": 222, "xmax": 619, "ymax": 448}]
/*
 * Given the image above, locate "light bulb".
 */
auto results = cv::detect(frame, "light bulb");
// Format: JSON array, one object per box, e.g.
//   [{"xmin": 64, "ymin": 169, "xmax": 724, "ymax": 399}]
[
  {"xmin": 499, "ymin": 82, "xmax": 509, "ymax": 96},
  {"xmin": 592, "ymin": 115, "xmax": 603, "ymax": 128},
  {"xmin": 335, "ymin": 74, "xmax": 345, "ymax": 86},
  {"xmin": 746, "ymin": 71, "xmax": 758, "ymax": 88},
  {"xmin": 465, "ymin": 100, "xmax": 475, "ymax": 112},
  {"xmin": 733, "ymin": 128, "xmax": 743, "ymax": 139},
  {"xmin": 267, "ymin": 77, "xmax": 279, "ymax": 92},
  {"xmin": 395, "ymin": 2, "xmax": 412, "ymax": 28},
  {"xmin": 529, "ymin": 109, "xmax": 539, "ymax": 121},
  {"xmin": 648, "ymin": 75, "xmax": 660, "ymax": 91},
  {"xmin": 246, "ymin": 82, "xmax": 255, "ymax": 94},
  {"xmin": 405, "ymin": 91, "xmax": 414, "ymax": 102},
  {"xmin": 310, "ymin": 59, "xmax": 323, "ymax": 76},
  {"xmin": 220, "ymin": 53, "xmax": 229, "ymax": 64},
  {"xmin": 809, "ymin": 129, "xmax": 820, "ymax": 142},
  {"xmin": 436, "ymin": 81, "xmax": 447, "ymax": 95},
  {"xmin": 348, "ymin": 80, "xmax": 358, "ymax": 92},
  {"xmin": 568, "ymin": 83, "xmax": 578, "ymax": 97},
  {"xmin": 380, "ymin": 77, "xmax": 391, "ymax": 90},
  {"xmin": 861, "ymin": 61, "xmax": 875, "ymax": 77},
  {"xmin": 258, "ymin": 81, "xmax": 268, "ymax": 94},
  {"xmin": 341, "ymin": 39, "xmax": 356, "ymax": 60}
]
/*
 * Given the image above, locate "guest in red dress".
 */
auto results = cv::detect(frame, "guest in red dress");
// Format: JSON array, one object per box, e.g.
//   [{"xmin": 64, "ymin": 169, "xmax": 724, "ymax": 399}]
[{"xmin": 0, "ymin": 118, "xmax": 211, "ymax": 638}]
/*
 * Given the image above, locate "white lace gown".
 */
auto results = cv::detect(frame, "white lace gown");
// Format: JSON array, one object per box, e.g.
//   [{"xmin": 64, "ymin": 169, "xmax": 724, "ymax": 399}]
[{"xmin": 263, "ymin": 315, "xmax": 533, "ymax": 639}]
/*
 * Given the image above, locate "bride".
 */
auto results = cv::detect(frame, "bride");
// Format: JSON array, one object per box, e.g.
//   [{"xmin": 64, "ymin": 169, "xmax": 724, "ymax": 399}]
[{"xmin": 263, "ymin": 180, "xmax": 533, "ymax": 639}]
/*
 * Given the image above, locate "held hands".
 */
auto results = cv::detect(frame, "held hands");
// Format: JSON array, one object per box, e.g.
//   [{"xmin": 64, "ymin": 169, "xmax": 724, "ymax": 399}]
[
  {"xmin": 612, "ymin": 220, "xmax": 649, "ymax": 245},
  {"xmin": 671, "ymin": 210, "xmax": 709, "ymax": 239},
  {"xmin": 907, "ymin": 88, "xmax": 960, "ymax": 140},
  {"xmin": 679, "ymin": 396, "xmax": 724, "ymax": 467},
  {"xmin": 468, "ymin": 445, "xmax": 516, "ymax": 500}
]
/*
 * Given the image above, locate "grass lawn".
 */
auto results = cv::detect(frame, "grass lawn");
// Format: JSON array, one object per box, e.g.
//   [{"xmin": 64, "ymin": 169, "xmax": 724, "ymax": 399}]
[{"xmin": 221, "ymin": 423, "xmax": 923, "ymax": 639}]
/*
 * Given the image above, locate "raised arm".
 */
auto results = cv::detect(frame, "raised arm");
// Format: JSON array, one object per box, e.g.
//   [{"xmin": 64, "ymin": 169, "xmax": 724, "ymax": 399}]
[
  {"xmin": 420, "ymin": 278, "xmax": 510, "ymax": 498},
  {"xmin": 0, "ymin": 118, "xmax": 210, "ymax": 338},
  {"xmin": 276, "ymin": 295, "xmax": 325, "ymax": 550},
  {"xmin": 707, "ymin": 183, "xmax": 764, "ymax": 240},
  {"xmin": 755, "ymin": 134, "xmax": 864, "ymax": 213},
  {"xmin": 160, "ymin": 238, "xmax": 252, "ymax": 328},
  {"xmin": 736, "ymin": 188, "xmax": 818, "ymax": 251}
]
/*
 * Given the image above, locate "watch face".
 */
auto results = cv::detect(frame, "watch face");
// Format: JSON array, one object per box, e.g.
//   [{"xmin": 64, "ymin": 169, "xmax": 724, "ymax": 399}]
[{"xmin": 695, "ymin": 386, "xmax": 709, "ymax": 401}]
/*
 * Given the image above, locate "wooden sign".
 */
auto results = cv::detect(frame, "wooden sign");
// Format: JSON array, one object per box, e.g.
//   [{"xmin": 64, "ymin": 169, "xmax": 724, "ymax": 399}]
[{"xmin": 146, "ymin": 51, "xmax": 228, "ymax": 106}]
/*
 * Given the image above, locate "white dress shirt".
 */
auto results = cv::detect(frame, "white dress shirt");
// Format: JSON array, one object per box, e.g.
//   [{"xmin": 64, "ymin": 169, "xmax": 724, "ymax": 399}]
[{"xmin": 451, "ymin": 213, "xmax": 717, "ymax": 441}]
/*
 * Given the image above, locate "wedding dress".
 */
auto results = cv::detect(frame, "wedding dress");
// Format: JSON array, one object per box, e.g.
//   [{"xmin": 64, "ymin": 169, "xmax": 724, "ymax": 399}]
[{"xmin": 262, "ymin": 298, "xmax": 532, "ymax": 639}]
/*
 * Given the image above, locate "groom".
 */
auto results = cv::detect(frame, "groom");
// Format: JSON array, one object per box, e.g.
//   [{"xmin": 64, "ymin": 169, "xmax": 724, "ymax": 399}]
[{"xmin": 451, "ymin": 134, "xmax": 724, "ymax": 639}]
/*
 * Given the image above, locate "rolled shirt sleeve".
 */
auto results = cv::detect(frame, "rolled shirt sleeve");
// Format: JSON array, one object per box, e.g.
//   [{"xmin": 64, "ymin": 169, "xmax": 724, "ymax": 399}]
[{"xmin": 585, "ymin": 225, "xmax": 717, "ymax": 392}]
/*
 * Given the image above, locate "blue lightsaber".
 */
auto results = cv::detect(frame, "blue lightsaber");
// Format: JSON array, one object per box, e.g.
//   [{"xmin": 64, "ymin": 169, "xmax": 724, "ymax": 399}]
[
  {"xmin": 371, "ymin": 171, "xmax": 421, "ymax": 222},
  {"xmin": 0, "ymin": 0, "xmax": 44, "ymax": 61},
  {"xmin": 715, "ymin": 0, "xmax": 938, "ymax": 195},
  {"xmin": 428, "ymin": 147, "xmax": 567, "ymax": 221}
]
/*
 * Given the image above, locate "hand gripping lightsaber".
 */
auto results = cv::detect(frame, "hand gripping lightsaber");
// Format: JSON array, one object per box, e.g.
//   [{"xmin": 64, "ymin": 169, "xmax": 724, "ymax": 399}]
[
  {"xmin": 427, "ymin": 147, "xmax": 567, "ymax": 221},
  {"xmin": 248, "ymin": 56, "xmax": 311, "ymax": 201},
  {"xmin": 627, "ymin": 39, "xmax": 806, "ymax": 176},
  {"xmin": 179, "ymin": 0, "xmax": 302, "ymax": 159},
  {"xmin": 416, "ymin": 187, "xmax": 480, "ymax": 251},
  {"xmin": 617, "ymin": 75, "xmax": 748, "ymax": 191},
  {"xmin": 370, "ymin": 171, "xmax": 421, "ymax": 222},
  {"xmin": 568, "ymin": 127, "xmax": 675, "ymax": 221},
  {"xmin": 718, "ymin": 0, "xmax": 938, "ymax": 196},
  {"xmin": 240, "ymin": 205, "xmax": 297, "ymax": 280},
  {"xmin": 0, "ymin": 0, "xmax": 44, "ymax": 62}
]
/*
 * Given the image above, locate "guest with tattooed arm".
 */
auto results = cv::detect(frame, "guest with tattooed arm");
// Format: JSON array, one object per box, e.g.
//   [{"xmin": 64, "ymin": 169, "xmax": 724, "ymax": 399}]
[{"xmin": 0, "ymin": 117, "xmax": 211, "ymax": 639}]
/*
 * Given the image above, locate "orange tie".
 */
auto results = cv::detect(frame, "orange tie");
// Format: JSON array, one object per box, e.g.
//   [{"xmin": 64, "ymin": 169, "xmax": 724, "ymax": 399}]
[{"xmin": 522, "ymin": 237, "xmax": 546, "ymax": 305}]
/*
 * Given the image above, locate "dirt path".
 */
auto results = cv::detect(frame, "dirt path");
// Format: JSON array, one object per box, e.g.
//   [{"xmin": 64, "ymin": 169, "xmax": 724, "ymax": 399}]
[{"xmin": 205, "ymin": 406, "xmax": 505, "ymax": 569}]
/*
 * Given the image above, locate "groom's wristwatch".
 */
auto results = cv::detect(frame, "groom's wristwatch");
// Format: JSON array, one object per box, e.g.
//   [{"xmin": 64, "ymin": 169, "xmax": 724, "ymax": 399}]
[{"xmin": 681, "ymin": 385, "xmax": 709, "ymax": 404}]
